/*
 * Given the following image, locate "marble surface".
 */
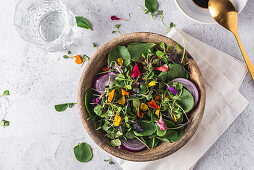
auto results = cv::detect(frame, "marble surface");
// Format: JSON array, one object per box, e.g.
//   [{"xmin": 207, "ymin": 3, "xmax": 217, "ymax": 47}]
[{"xmin": 0, "ymin": 0, "xmax": 254, "ymax": 170}]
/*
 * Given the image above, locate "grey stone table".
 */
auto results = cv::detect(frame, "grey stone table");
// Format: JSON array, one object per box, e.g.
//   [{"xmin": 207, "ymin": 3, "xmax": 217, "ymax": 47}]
[{"xmin": 0, "ymin": 0, "xmax": 253, "ymax": 170}]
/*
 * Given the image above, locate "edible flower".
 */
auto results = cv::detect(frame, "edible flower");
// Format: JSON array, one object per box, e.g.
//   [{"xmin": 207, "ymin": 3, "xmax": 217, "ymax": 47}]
[
  {"xmin": 73, "ymin": 55, "xmax": 83, "ymax": 64},
  {"xmin": 102, "ymin": 66, "xmax": 110, "ymax": 72},
  {"xmin": 114, "ymin": 64, "xmax": 123, "ymax": 74},
  {"xmin": 131, "ymin": 63, "xmax": 141, "ymax": 78},
  {"xmin": 137, "ymin": 107, "xmax": 144, "ymax": 118},
  {"xmin": 140, "ymin": 103, "xmax": 148, "ymax": 111},
  {"xmin": 114, "ymin": 114, "xmax": 121, "ymax": 126},
  {"xmin": 111, "ymin": 14, "xmax": 130, "ymax": 21},
  {"xmin": 147, "ymin": 100, "xmax": 160, "ymax": 110},
  {"xmin": 117, "ymin": 96, "xmax": 125, "ymax": 105},
  {"xmin": 153, "ymin": 64, "xmax": 168, "ymax": 72},
  {"xmin": 157, "ymin": 116, "xmax": 166, "ymax": 131},
  {"xmin": 155, "ymin": 110, "xmax": 160, "ymax": 117},
  {"xmin": 169, "ymin": 87, "xmax": 178, "ymax": 95},
  {"xmin": 172, "ymin": 113, "xmax": 178, "ymax": 122},
  {"xmin": 155, "ymin": 95, "xmax": 161, "ymax": 101},
  {"xmin": 121, "ymin": 89, "xmax": 129, "ymax": 96},
  {"xmin": 148, "ymin": 81, "xmax": 156, "ymax": 87},
  {"xmin": 108, "ymin": 89, "xmax": 115, "ymax": 103},
  {"xmin": 117, "ymin": 58, "xmax": 123, "ymax": 66}
]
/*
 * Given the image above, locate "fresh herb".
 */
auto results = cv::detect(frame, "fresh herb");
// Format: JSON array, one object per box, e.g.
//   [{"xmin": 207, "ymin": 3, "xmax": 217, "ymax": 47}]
[
  {"xmin": 68, "ymin": 51, "xmax": 72, "ymax": 55},
  {"xmin": 112, "ymin": 24, "xmax": 121, "ymax": 34},
  {"xmin": 145, "ymin": 0, "xmax": 158, "ymax": 16},
  {"xmin": 104, "ymin": 157, "xmax": 115, "ymax": 165},
  {"xmin": 55, "ymin": 103, "xmax": 77, "ymax": 112},
  {"xmin": 63, "ymin": 52, "xmax": 89, "ymax": 65},
  {"xmin": 92, "ymin": 42, "xmax": 97, "ymax": 48},
  {"xmin": 63, "ymin": 55, "xmax": 69, "ymax": 59},
  {"xmin": 75, "ymin": 16, "xmax": 93, "ymax": 31},
  {"xmin": 0, "ymin": 120, "xmax": 10, "ymax": 127},
  {"xmin": 1, "ymin": 90, "xmax": 10, "ymax": 97},
  {"xmin": 74, "ymin": 142, "xmax": 93, "ymax": 162}
]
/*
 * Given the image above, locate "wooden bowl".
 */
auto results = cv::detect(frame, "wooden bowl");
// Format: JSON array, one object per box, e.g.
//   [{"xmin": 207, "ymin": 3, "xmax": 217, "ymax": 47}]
[{"xmin": 77, "ymin": 32, "xmax": 206, "ymax": 162}]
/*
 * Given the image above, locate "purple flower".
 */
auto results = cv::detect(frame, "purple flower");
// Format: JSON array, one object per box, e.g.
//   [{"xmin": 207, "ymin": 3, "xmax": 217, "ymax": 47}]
[
  {"xmin": 169, "ymin": 87, "xmax": 178, "ymax": 95},
  {"xmin": 157, "ymin": 116, "xmax": 166, "ymax": 131},
  {"xmin": 91, "ymin": 97, "xmax": 100, "ymax": 107},
  {"xmin": 114, "ymin": 64, "xmax": 123, "ymax": 74}
]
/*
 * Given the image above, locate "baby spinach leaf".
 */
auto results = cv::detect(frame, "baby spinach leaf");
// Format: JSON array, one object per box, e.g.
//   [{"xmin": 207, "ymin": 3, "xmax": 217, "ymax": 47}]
[
  {"xmin": 74, "ymin": 142, "xmax": 93, "ymax": 162},
  {"xmin": 108, "ymin": 46, "xmax": 131, "ymax": 65},
  {"xmin": 133, "ymin": 122, "xmax": 156, "ymax": 136},
  {"xmin": 159, "ymin": 41, "xmax": 166, "ymax": 50},
  {"xmin": 145, "ymin": 0, "xmax": 158, "ymax": 13},
  {"xmin": 127, "ymin": 43, "xmax": 156, "ymax": 61},
  {"xmin": 84, "ymin": 88, "xmax": 95, "ymax": 117},
  {"xmin": 177, "ymin": 88, "xmax": 194, "ymax": 113},
  {"xmin": 55, "ymin": 104, "xmax": 68, "ymax": 112},
  {"xmin": 126, "ymin": 131, "xmax": 135, "ymax": 139},
  {"xmin": 110, "ymin": 139, "xmax": 121, "ymax": 147},
  {"xmin": 167, "ymin": 64, "xmax": 186, "ymax": 80},
  {"xmin": 75, "ymin": 16, "xmax": 93, "ymax": 31},
  {"xmin": 165, "ymin": 130, "xmax": 179, "ymax": 142}
]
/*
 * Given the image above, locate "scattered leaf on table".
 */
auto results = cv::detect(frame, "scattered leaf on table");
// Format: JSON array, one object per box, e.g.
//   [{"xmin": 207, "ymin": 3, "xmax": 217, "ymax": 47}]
[
  {"xmin": 145, "ymin": 0, "xmax": 158, "ymax": 13},
  {"xmin": 74, "ymin": 142, "xmax": 93, "ymax": 162},
  {"xmin": 0, "ymin": 120, "xmax": 10, "ymax": 127},
  {"xmin": 75, "ymin": 16, "xmax": 93, "ymax": 31}
]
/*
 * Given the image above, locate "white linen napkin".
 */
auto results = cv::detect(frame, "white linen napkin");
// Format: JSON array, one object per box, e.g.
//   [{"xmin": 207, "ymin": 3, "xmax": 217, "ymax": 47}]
[{"xmin": 115, "ymin": 28, "xmax": 249, "ymax": 170}]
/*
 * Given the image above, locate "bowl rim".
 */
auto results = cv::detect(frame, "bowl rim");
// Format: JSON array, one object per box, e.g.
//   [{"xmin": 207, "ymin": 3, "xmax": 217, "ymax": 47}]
[{"xmin": 77, "ymin": 32, "xmax": 206, "ymax": 162}]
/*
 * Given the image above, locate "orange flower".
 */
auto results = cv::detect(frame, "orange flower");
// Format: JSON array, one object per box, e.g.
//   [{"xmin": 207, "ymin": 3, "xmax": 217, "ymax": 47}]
[
  {"xmin": 102, "ymin": 66, "xmax": 110, "ymax": 72},
  {"xmin": 117, "ymin": 96, "xmax": 125, "ymax": 105},
  {"xmin": 108, "ymin": 89, "xmax": 115, "ymax": 103},
  {"xmin": 73, "ymin": 55, "xmax": 83, "ymax": 64},
  {"xmin": 114, "ymin": 114, "xmax": 121, "ymax": 126},
  {"xmin": 147, "ymin": 100, "xmax": 160, "ymax": 110},
  {"xmin": 155, "ymin": 95, "xmax": 161, "ymax": 101},
  {"xmin": 121, "ymin": 89, "xmax": 129, "ymax": 96},
  {"xmin": 137, "ymin": 107, "xmax": 144, "ymax": 118}
]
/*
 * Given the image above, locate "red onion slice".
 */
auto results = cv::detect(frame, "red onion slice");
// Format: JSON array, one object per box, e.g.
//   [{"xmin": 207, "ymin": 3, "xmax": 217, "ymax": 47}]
[
  {"xmin": 172, "ymin": 78, "xmax": 199, "ymax": 106},
  {"xmin": 121, "ymin": 139, "xmax": 146, "ymax": 152},
  {"xmin": 93, "ymin": 72, "xmax": 117, "ymax": 94}
]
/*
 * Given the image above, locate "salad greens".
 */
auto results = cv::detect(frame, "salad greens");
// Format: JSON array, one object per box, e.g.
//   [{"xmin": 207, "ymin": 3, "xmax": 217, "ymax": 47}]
[
  {"xmin": 84, "ymin": 41, "xmax": 199, "ymax": 151},
  {"xmin": 55, "ymin": 103, "xmax": 77, "ymax": 112}
]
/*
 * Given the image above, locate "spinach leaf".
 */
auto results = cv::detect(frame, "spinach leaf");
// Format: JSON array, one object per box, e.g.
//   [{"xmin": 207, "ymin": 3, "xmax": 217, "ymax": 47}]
[
  {"xmin": 127, "ymin": 43, "xmax": 156, "ymax": 61},
  {"xmin": 107, "ymin": 46, "xmax": 131, "ymax": 65},
  {"xmin": 165, "ymin": 130, "xmax": 179, "ymax": 142},
  {"xmin": 133, "ymin": 122, "xmax": 156, "ymax": 136},
  {"xmin": 84, "ymin": 88, "xmax": 95, "ymax": 117},
  {"xmin": 142, "ymin": 136, "xmax": 160, "ymax": 148},
  {"xmin": 55, "ymin": 104, "xmax": 68, "ymax": 112},
  {"xmin": 145, "ymin": 0, "xmax": 158, "ymax": 13},
  {"xmin": 176, "ymin": 88, "xmax": 194, "ymax": 113},
  {"xmin": 74, "ymin": 142, "xmax": 93, "ymax": 162},
  {"xmin": 158, "ymin": 64, "xmax": 186, "ymax": 81},
  {"xmin": 75, "ymin": 16, "xmax": 93, "ymax": 31},
  {"xmin": 110, "ymin": 139, "xmax": 121, "ymax": 147}
]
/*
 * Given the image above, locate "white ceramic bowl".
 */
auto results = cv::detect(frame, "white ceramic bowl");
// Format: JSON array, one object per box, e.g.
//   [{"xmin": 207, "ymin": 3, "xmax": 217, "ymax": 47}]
[{"xmin": 174, "ymin": 0, "xmax": 248, "ymax": 24}]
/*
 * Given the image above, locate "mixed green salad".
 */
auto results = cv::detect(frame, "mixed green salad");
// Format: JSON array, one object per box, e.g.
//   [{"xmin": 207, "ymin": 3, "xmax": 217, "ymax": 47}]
[{"xmin": 84, "ymin": 41, "xmax": 199, "ymax": 152}]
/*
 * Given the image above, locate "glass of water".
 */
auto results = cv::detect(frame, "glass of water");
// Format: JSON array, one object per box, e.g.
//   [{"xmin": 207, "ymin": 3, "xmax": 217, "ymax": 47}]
[{"xmin": 14, "ymin": 0, "xmax": 76, "ymax": 51}]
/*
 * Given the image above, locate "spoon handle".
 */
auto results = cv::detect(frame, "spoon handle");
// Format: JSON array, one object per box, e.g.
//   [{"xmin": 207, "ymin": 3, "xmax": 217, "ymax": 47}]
[{"xmin": 233, "ymin": 32, "xmax": 254, "ymax": 80}]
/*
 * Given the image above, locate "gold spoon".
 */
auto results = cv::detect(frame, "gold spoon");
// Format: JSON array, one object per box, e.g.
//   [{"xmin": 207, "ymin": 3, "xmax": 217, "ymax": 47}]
[{"xmin": 208, "ymin": 0, "xmax": 254, "ymax": 80}]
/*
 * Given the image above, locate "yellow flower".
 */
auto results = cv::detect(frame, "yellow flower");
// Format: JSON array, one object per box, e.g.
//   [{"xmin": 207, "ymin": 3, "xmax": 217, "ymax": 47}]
[
  {"xmin": 140, "ymin": 103, "xmax": 148, "ymax": 111},
  {"xmin": 137, "ymin": 107, "xmax": 144, "ymax": 118},
  {"xmin": 121, "ymin": 89, "xmax": 129, "ymax": 96},
  {"xmin": 155, "ymin": 110, "xmax": 160, "ymax": 117},
  {"xmin": 148, "ymin": 81, "xmax": 156, "ymax": 87},
  {"xmin": 108, "ymin": 89, "xmax": 115, "ymax": 103},
  {"xmin": 173, "ymin": 113, "xmax": 178, "ymax": 122},
  {"xmin": 117, "ymin": 58, "xmax": 123, "ymax": 66},
  {"xmin": 114, "ymin": 114, "xmax": 121, "ymax": 126},
  {"xmin": 117, "ymin": 96, "xmax": 125, "ymax": 105}
]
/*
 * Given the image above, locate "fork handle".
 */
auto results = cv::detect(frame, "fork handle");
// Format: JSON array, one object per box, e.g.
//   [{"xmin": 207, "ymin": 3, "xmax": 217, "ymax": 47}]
[{"xmin": 233, "ymin": 31, "xmax": 254, "ymax": 80}]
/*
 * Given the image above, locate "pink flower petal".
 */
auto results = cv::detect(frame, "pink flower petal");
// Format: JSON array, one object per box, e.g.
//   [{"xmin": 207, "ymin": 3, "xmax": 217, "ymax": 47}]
[
  {"xmin": 114, "ymin": 64, "xmax": 123, "ymax": 74},
  {"xmin": 111, "ymin": 14, "xmax": 130, "ymax": 21},
  {"xmin": 157, "ymin": 116, "xmax": 166, "ymax": 131},
  {"xmin": 131, "ymin": 63, "xmax": 141, "ymax": 78},
  {"xmin": 153, "ymin": 64, "xmax": 168, "ymax": 72}
]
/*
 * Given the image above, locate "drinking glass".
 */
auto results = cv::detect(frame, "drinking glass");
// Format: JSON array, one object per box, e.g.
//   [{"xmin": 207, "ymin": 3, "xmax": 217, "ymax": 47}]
[{"xmin": 14, "ymin": 0, "xmax": 76, "ymax": 51}]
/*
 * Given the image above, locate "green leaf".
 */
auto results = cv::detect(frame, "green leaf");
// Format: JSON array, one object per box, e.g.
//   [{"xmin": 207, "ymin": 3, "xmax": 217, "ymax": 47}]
[
  {"xmin": 115, "ymin": 131, "xmax": 123, "ymax": 138},
  {"xmin": 114, "ymin": 24, "xmax": 121, "ymax": 29},
  {"xmin": 68, "ymin": 103, "xmax": 75, "ymax": 108},
  {"xmin": 159, "ymin": 42, "xmax": 166, "ymax": 50},
  {"xmin": 126, "ymin": 131, "xmax": 135, "ymax": 139},
  {"xmin": 110, "ymin": 139, "xmax": 121, "ymax": 147},
  {"xmin": 177, "ymin": 88, "xmax": 194, "ymax": 113},
  {"xmin": 107, "ymin": 46, "xmax": 131, "ymax": 66},
  {"xmin": 55, "ymin": 104, "xmax": 68, "ymax": 112},
  {"xmin": 84, "ymin": 88, "xmax": 95, "ymax": 117},
  {"xmin": 74, "ymin": 142, "xmax": 93, "ymax": 162},
  {"xmin": 157, "ymin": 10, "xmax": 163, "ymax": 15},
  {"xmin": 156, "ymin": 124, "xmax": 167, "ymax": 137},
  {"xmin": 158, "ymin": 64, "xmax": 186, "ymax": 81},
  {"xmin": 146, "ymin": 71, "xmax": 154, "ymax": 79},
  {"xmin": 165, "ymin": 130, "xmax": 179, "ymax": 142},
  {"xmin": 170, "ymin": 22, "xmax": 175, "ymax": 28},
  {"xmin": 94, "ymin": 105, "xmax": 102, "ymax": 116},
  {"xmin": 132, "ymin": 99, "xmax": 140, "ymax": 108},
  {"xmin": 133, "ymin": 122, "xmax": 156, "ymax": 136},
  {"xmin": 145, "ymin": 0, "xmax": 158, "ymax": 13},
  {"xmin": 125, "ymin": 84, "xmax": 132, "ymax": 90},
  {"xmin": 92, "ymin": 42, "xmax": 97, "ymax": 48},
  {"xmin": 75, "ymin": 16, "xmax": 93, "ymax": 31},
  {"xmin": 0, "ymin": 120, "xmax": 10, "ymax": 127},
  {"xmin": 155, "ymin": 50, "xmax": 164, "ymax": 57},
  {"xmin": 127, "ymin": 43, "xmax": 156, "ymax": 61},
  {"xmin": 63, "ymin": 55, "xmax": 69, "ymax": 59},
  {"xmin": 1, "ymin": 90, "xmax": 10, "ymax": 96},
  {"xmin": 112, "ymin": 31, "xmax": 117, "ymax": 34},
  {"xmin": 82, "ymin": 54, "xmax": 90, "ymax": 62}
]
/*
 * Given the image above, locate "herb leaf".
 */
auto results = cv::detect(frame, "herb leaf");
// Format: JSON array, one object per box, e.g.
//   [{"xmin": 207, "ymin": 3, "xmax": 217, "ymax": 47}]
[
  {"xmin": 176, "ymin": 88, "xmax": 194, "ymax": 113},
  {"xmin": 110, "ymin": 139, "xmax": 121, "ymax": 147},
  {"xmin": 1, "ymin": 90, "xmax": 10, "ymax": 96},
  {"xmin": 55, "ymin": 104, "xmax": 68, "ymax": 112},
  {"xmin": 145, "ymin": 0, "xmax": 158, "ymax": 13},
  {"xmin": 75, "ymin": 16, "xmax": 93, "ymax": 31},
  {"xmin": 0, "ymin": 120, "xmax": 10, "ymax": 127},
  {"xmin": 74, "ymin": 142, "xmax": 93, "ymax": 162},
  {"xmin": 114, "ymin": 24, "xmax": 121, "ymax": 29}
]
